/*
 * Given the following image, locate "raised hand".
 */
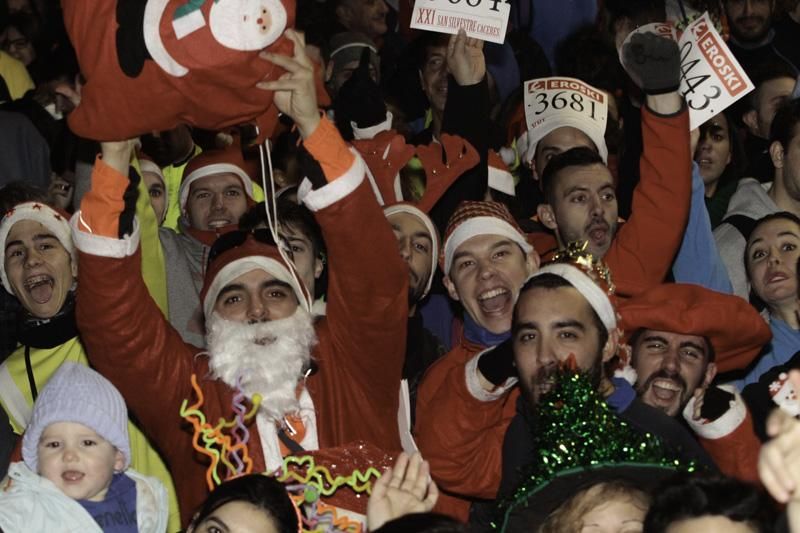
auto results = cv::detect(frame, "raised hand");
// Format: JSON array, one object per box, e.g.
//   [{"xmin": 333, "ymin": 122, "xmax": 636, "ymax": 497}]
[
  {"xmin": 447, "ymin": 28, "xmax": 485, "ymax": 87},
  {"xmin": 367, "ymin": 452, "xmax": 439, "ymax": 531},
  {"xmin": 257, "ymin": 29, "xmax": 320, "ymax": 139}
]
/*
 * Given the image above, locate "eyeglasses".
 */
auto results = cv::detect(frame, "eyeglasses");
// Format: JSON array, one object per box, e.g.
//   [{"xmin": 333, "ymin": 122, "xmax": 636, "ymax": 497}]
[{"xmin": 206, "ymin": 228, "xmax": 286, "ymax": 271}]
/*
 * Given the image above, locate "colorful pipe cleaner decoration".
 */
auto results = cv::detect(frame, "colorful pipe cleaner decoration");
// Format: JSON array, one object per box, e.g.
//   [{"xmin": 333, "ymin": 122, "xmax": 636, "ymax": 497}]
[
  {"xmin": 179, "ymin": 374, "xmax": 262, "ymax": 490},
  {"xmin": 277, "ymin": 455, "xmax": 383, "ymax": 533}
]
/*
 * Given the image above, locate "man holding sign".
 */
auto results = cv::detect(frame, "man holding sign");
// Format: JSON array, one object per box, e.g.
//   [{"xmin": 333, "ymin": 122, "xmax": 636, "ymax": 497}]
[{"xmin": 530, "ymin": 31, "xmax": 691, "ymax": 298}]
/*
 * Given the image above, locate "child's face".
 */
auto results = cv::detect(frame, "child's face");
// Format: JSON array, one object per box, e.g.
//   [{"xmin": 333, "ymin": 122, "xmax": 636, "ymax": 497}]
[
  {"xmin": 579, "ymin": 497, "xmax": 647, "ymax": 533},
  {"xmin": 37, "ymin": 422, "xmax": 124, "ymax": 502}
]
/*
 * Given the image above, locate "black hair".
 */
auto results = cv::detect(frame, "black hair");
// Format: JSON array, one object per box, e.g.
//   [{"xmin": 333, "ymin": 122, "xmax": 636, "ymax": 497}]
[
  {"xmin": 0, "ymin": 182, "xmax": 50, "ymax": 214},
  {"xmin": 555, "ymin": 26, "xmax": 623, "ymax": 97},
  {"xmin": 643, "ymin": 475, "xmax": 775, "ymax": 533},
  {"xmin": 371, "ymin": 512, "xmax": 468, "ymax": 533},
  {"xmin": 239, "ymin": 199, "xmax": 328, "ymax": 300},
  {"xmin": 696, "ymin": 109, "xmax": 747, "ymax": 191},
  {"xmin": 745, "ymin": 56, "xmax": 797, "ymax": 114},
  {"xmin": 187, "ymin": 475, "xmax": 299, "ymax": 533},
  {"xmin": 514, "ymin": 273, "xmax": 609, "ymax": 351},
  {"xmin": 540, "ymin": 147, "xmax": 606, "ymax": 205},
  {"xmin": 413, "ymin": 31, "xmax": 451, "ymax": 71},
  {"xmin": 628, "ymin": 328, "xmax": 716, "ymax": 364},
  {"xmin": 770, "ymin": 97, "xmax": 800, "ymax": 149}
]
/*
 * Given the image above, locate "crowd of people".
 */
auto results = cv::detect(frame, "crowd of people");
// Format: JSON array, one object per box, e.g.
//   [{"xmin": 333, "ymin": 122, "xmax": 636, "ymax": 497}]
[{"xmin": 2, "ymin": 0, "xmax": 800, "ymax": 531}]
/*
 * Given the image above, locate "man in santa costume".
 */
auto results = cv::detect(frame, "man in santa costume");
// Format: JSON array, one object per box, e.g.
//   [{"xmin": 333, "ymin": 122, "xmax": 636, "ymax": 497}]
[
  {"xmin": 418, "ymin": 252, "xmax": 717, "ymax": 525},
  {"xmin": 71, "ymin": 29, "xmax": 407, "ymax": 525},
  {"xmin": 621, "ymin": 283, "xmax": 771, "ymax": 483},
  {"xmin": 414, "ymin": 199, "xmax": 540, "ymax": 519}
]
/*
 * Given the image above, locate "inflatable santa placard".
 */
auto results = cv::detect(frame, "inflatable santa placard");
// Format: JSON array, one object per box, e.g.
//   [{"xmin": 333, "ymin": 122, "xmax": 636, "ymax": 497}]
[{"xmin": 61, "ymin": 0, "xmax": 313, "ymax": 141}]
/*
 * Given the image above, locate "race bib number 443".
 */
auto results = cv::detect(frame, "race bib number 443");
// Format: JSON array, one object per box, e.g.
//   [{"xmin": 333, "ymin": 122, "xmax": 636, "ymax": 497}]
[
  {"xmin": 409, "ymin": 0, "xmax": 510, "ymax": 44},
  {"xmin": 620, "ymin": 13, "xmax": 754, "ymax": 130}
]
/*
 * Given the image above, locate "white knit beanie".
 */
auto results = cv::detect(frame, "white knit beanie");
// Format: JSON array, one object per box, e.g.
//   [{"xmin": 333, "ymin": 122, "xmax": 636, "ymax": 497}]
[{"xmin": 22, "ymin": 363, "xmax": 131, "ymax": 473}]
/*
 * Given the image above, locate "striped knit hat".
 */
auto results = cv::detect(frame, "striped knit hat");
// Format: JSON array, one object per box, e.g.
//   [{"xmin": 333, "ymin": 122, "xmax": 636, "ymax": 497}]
[{"xmin": 441, "ymin": 201, "xmax": 533, "ymax": 275}]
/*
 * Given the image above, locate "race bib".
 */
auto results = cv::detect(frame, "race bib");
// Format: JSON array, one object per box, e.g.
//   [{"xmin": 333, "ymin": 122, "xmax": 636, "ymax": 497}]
[
  {"xmin": 620, "ymin": 13, "xmax": 754, "ymax": 130},
  {"xmin": 409, "ymin": 0, "xmax": 510, "ymax": 44},
  {"xmin": 523, "ymin": 77, "xmax": 608, "ymax": 145}
]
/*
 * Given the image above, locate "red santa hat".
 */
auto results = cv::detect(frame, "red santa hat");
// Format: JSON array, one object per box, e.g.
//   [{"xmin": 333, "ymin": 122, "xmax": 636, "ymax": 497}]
[
  {"xmin": 178, "ymin": 144, "xmax": 256, "ymax": 213},
  {"xmin": 441, "ymin": 200, "xmax": 533, "ymax": 275},
  {"xmin": 619, "ymin": 283, "xmax": 772, "ymax": 373},
  {"xmin": 200, "ymin": 233, "xmax": 307, "ymax": 321},
  {"xmin": 530, "ymin": 259, "xmax": 617, "ymax": 332},
  {"xmin": 0, "ymin": 202, "xmax": 74, "ymax": 294}
]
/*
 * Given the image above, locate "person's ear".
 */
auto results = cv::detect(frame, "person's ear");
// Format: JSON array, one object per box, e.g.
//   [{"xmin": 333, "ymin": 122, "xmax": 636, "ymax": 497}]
[
  {"xmin": 537, "ymin": 203, "xmax": 557, "ymax": 231},
  {"xmin": 524, "ymin": 248, "xmax": 541, "ymax": 276},
  {"xmin": 443, "ymin": 275, "xmax": 460, "ymax": 301},
  {"xmin": 324, "ymin": 61, "xmax": 334, "ymax": 83},
  {"xmin": 113, "ymin": 449, "xmax": 125, "ymax": 473},
  {"xmin": 770, "ymin": 140, "xmax": 785, "ymax": 169},
  {"xmin": 602, "ymin": 328, "xmax": 619, "ymax": 363},
  {"xmin": 314, "ymin": 256, "xmax": 324, "ymax": 278},
  {"xmin": 742, "ymin": 109, "xmax": 759, "ymax": 136},
  {"xmin": 703, "ymin": 362, "xmax": 717, "ymax": 388}
]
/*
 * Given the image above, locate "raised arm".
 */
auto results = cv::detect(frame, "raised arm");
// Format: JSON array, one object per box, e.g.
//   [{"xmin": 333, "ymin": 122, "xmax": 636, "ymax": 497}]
[
  {"xmin": 607, "ymin": 32, "xmax": 691, "ymax": 297},
  {"xmin": 72, "ymin": 141, "xmax": 196, "ymax": 453},
  {"xmin": 258, "ymin": 31, "xmax": 408, "ymax": 398}
]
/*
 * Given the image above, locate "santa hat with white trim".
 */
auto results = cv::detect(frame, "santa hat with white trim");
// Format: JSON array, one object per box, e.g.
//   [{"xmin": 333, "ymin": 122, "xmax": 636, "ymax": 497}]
[
  {"xmin": 200, "ymin": 233, "xmax": 308, "ymax": 322},
  {"xmin": 0, "ymin": 202, "xmax": 74, "ymax": 294},
  {"xmin": 179, "ymin": 143, "xmax": 256, "ymax": 214},
  {"xmin": 441, "ymin": 200, "xmax": 533, "ymax": 276}
]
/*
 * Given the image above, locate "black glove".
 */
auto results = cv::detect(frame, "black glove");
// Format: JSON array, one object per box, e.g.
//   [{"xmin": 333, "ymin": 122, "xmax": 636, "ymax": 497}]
[
  {"xmin": 622, "ymin": 31, "xmax": 681, "ymax": 95},
  {"xmin": 333, "ymin": 47, "xmax": 387, "ymax": 140},
  {"xmin": 477, "ymin": 338, "xmax": 518, "ymax": 387}
]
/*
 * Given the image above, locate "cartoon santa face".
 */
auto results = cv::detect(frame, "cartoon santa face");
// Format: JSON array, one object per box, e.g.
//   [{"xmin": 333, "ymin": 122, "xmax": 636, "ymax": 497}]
[{"xmin": 209, "ymin": 0, "xmax": 288, "ymax": 51}]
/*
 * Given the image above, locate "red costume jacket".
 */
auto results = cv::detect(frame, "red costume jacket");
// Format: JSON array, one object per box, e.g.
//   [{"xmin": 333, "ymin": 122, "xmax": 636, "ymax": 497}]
[
  {"xmin": 531, "ymin": 105, "xmax": 692, "ymax": 298},
  {"xmin": 73, "ymin": 118, "xmax": 407, "ymax": 523}
]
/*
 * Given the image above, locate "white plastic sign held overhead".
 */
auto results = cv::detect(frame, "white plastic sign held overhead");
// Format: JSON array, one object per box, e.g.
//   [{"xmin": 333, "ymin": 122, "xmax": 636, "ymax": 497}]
[
  {"xmin": 409, "ymin": 0, "xmax": 510, "ymax": 44},
  {"xmin": 619, "ymin": 13, "xmax": 754, "ymax": 130}
]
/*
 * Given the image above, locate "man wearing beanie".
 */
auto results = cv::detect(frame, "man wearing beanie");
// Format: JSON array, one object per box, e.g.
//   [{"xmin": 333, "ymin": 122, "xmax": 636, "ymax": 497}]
[
  {"xmin": 414, "ymin": 199, "xmax": 539, "ymax": 519},
  {"xmin": 72, "ymin": 32, "xmax": 407, "ymax": 525},
  {"xmin": 417, "ymin": 256, "xmax": 714, "ymax": 524},
  {"xmin": 0, "ymin": 362, "xmax": 168, "ymax": 532},
  {"xmin": 0, "ymin": 200, "xmax": 181, "ymax": 529},
  {"xmin": 621, "ymin": 283, "xmax": 772, "ymax": 483}
]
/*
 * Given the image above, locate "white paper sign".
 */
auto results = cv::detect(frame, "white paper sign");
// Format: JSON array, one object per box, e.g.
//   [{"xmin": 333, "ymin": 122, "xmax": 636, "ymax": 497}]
[
  {"xmin": 409, "ymin": 0, "xmax": 510, "ymax": 44},
  {"xmin": 620, "ymin": 14, "xmax": 754, "ymax": 130},
  {"xmin": 523, "ymin": 77, "xmax": 608, "ymax": 143}
]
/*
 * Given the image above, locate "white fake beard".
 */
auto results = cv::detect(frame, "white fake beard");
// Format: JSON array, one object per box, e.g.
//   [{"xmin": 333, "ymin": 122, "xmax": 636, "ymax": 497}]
[{"xmin": 206, "ymin": 307, "xmax": 317, "ymax": 423}]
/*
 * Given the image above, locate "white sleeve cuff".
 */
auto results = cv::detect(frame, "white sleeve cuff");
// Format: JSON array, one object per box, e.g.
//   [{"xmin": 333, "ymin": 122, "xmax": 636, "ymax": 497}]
[
  {"xmin": 298, "ymin": 148, "xmax": 366, "ymax": 212},
  {"xmin": 465, "ymin": 348, "xmax": 518, "ymax": 402},
  {"xmin": 352, "ymin": 111, "xmax": 393, "ymax": 140},
  {"xmin": 683, "ymin": 384, "xmax": 747, "ymax": 440},
  {"xmin": 70, "ymin": 211, "xmax": 141, "ymax": 258}
]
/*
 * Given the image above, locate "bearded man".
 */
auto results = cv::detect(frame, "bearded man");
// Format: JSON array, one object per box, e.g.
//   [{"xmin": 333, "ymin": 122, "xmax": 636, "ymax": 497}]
[{"xmin": 72, "ymin": 30, "xmax": 407, "ymax": 525}]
